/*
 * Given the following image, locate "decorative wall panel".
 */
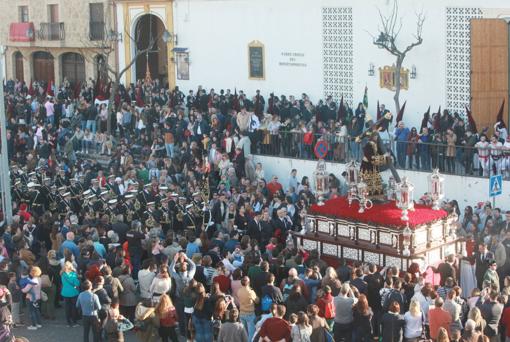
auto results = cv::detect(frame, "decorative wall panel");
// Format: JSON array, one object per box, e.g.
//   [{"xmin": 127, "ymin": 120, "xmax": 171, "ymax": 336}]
[
  {"xmin": 445, "ymin": 7, "xmax": 482, "ymax": 116},
  {"xmin": 322, "ymin": 7, "xmax": 353, "ymax": 107}
]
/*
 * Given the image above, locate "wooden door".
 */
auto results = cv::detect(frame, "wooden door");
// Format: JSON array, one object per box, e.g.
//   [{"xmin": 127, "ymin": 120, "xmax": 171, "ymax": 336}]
[
  {"xmin": 471, "ymin": 19, "xmax": 509, "ymax": 131},
  {"xmin": 61, "ymin": 53, "xmax": 85, "ymax": 85},
  {"xmin": 14, "ymin": 52, "xmax": 24, "ymax": 82},
  {"xmin": 33, "ymin": 52, "xmax": 54, "ymax": 82}
]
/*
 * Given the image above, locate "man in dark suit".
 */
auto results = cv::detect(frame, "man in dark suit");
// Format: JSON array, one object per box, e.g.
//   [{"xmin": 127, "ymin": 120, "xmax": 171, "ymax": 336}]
[
  {"xmin": 260, "ymin": 210, "xmax": 274, "ymax": 251},
  {"xmin": 272, "ymin": 208, "xmax": 292, "ymax": 244},
  {"xmin": 247, "ymin": 210, "xmax": 263, "ymax": 244},
  {"xmin": 193, "ymin": 113, "xmax": 210, "ymax": 142},
  {"xmin": 474, "ymin": 242, "xmax": 493, "ymax": 290},
  {"xmin": 211, "ymin": 193, "xmax": 227, "ymax": 231}
]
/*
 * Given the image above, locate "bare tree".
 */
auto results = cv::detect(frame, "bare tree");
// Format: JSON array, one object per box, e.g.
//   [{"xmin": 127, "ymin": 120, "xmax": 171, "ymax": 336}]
[
  {"xmin": 372, "ymin": 0, "xmax": 425, "ymax": 114},
  {"xmin": 84, "ymin": 1, "xmax": 161, "ymax": 134}
]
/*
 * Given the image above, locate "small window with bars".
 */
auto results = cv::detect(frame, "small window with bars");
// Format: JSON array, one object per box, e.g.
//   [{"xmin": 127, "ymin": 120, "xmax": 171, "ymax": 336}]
[{"xmin": 19, "ymin": 6, "xmax": 29, "ymax": 23}]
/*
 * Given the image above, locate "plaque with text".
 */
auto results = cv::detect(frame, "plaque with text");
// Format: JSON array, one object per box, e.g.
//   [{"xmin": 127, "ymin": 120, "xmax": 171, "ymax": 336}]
[{"xmin": 248, "ymin": 41, "xmax": 265, "ymax": 80}]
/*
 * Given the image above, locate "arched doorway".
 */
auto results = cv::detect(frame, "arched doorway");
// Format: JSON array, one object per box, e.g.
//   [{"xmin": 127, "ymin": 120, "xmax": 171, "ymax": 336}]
[
  {"xmin": 32, "ymin": 51, "xmax": 54, "ymax": 82},
  {"xmin": 61, "ymin": 52, "xmax": 85, "ymax": 85},
  {"xmin": 134, "ymin": 14, "xmax": 168, "ymax": 82},
  {"xmin": 13, "ymin": 51, "xmax": 24, "ymax": 82}
]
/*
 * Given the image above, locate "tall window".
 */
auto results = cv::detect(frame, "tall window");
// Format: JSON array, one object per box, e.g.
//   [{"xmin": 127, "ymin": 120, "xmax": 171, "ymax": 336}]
[
  {"xmin": 19, "ymin": 6, "xmax": 29, "ymax": 23},
  {"xmin": 48, "ymin": 4, "xmax": 58, "ymax": 23},
  {"xmin": 89, "ymin": 3, "xmax": 104, "ymax": 40}
]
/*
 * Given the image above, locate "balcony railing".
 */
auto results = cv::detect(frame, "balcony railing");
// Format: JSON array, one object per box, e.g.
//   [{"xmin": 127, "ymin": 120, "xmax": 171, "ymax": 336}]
[
  {"xmin": 89, "ymin": 21, "xmax": 105, "ymax": 41},
  {"xmin": 254, "ymin": 131, "xmax": 507, "ymax": 179},
  {"xmin": 38, "ymin": 22, "xmax": 65, "ymax": 41}
]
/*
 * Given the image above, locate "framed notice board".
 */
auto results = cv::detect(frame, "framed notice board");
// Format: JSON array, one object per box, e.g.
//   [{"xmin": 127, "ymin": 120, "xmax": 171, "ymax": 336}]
[{"xmin": 248, "ymin": 41, "xmax": 265, "ymax": 80}]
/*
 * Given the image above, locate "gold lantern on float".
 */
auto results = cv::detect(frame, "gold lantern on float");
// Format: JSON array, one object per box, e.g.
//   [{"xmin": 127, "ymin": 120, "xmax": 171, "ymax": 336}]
[
  {"xmin": 313, "ymin": 159, "xmax": 328, "ymax": 206},
  {"xmin": 397, "ymin": 177, "xmax": 415, "ymax": 221}
]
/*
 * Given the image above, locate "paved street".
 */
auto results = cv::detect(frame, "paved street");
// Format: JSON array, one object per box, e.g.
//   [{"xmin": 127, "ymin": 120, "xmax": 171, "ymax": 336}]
[{"xmin": 12, "ymin": 307, "xmax": 139, "ymax": 342}]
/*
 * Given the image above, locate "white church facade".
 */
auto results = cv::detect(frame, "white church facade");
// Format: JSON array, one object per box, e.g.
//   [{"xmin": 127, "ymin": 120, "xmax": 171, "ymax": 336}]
[{"xmin": 115, "ymin": 0, "xmax": 510, "ymax": 130}]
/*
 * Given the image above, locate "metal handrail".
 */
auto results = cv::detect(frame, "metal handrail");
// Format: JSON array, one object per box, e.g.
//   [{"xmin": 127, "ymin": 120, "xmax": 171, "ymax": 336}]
[{"xmin": 254, "ymin": 130, "xmax": 507, "ymax": 179}]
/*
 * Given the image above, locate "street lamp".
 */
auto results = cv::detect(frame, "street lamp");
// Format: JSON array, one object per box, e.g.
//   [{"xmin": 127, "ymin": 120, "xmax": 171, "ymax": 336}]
[
  {"xmin": 107, "ymin": 29, "xmax": 122, "ymax": 42},
  {"xmin": 0, "ymin": 47, "xmax": 12, "ymax": 224},
  {"xmin": 375, "ymin": 32, "xmax": 388, "ymax": 48},
  {"xmin": 162, "ymin": 30, "xmax": 177, "ymax": 45}
]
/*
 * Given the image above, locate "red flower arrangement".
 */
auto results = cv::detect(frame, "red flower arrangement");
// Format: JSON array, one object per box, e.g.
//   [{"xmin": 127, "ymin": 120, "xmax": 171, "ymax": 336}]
[{"xmin": 309, "ymin": 196, "xmax": 448, "ymax": 229}]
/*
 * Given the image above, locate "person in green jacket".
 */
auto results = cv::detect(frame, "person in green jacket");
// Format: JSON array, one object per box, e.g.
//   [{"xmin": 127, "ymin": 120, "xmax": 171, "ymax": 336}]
[
  {"xmin": 483, "ymin": 260, "xmax": 500, "ymax": 292},
  {"xmin": 61, "ymin": 261, "xmax": 80, "ymax": 327}
]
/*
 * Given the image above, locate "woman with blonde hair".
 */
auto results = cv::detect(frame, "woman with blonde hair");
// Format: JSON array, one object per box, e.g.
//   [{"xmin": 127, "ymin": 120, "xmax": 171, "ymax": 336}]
[
  {"xmin": 155, "ymin": 294, "xmax": 179, "ymax": 342},
  {"xmin": 321, "ymin": 267, "xmax": 341, "ymax": 296},
  {"xmin": 61, "ymin": 261, "xmax": 80, "ymax": 327},
  {"xmin": 404, "ymin": 298, "xmax": 423, "ymax": 342},
  {"xmin": 437, "ymin": 327, "xmax": 450, "ymax": 342},
  {"xmin": 21, "ymin": 266, "xmax": 42, "ymax": 330},
  {"xmin": 467, "ymin": 306, "xmax": 486, "ymax": 333}
]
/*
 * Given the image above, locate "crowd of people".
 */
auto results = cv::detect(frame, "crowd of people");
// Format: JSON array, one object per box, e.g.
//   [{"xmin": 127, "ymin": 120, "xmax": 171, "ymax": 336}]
[{"xmin": 0, "ymin": 77, "xmax": 510, "ymax": 342}]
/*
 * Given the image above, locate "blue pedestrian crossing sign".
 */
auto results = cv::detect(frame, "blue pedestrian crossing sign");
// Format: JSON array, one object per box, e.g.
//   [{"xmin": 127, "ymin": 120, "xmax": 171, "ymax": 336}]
[{"xmin": 490, "ymin": 175, "xmax": 503, "ymax": 197}]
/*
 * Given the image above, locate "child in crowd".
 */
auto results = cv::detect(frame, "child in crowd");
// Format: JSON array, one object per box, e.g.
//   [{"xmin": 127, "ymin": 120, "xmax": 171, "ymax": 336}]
[
  {"xmin": 8, "ymin": 272, "xmax": 22, "ymax": 326},
  {"xmin": 19, "ymin": 270, "xmax": 37, "ymax": 306}
]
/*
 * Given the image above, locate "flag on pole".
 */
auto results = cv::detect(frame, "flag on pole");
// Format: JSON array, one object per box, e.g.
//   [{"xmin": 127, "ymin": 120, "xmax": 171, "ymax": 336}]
[
  {"xmin": 233, "ymin": 87, "xmax": 240, "ymax": 112},
  {"xmin": 337, "ymin": 96, "xmax": 345, "ymax": 121},
  {"xmin": 394, "ymin": 101, "xmax": 407, "ymax": 127},
  {"xmin": 73, "ymin": 81, "xmax": 81, "ymax": 99},
  {"xmin": 46, "ymin": 80, "xmax": 54, "ymax": 97},
  {"xmin": 28, "ymin": 80, "xmax": 34, "ymax": 96},
  {"xmin": 496, "ymin": 98, "xmax": 506, "ymax": 129},
  {"xmin": 363, "ymin": 86, "xmax": 368, "ymax": 109},
  {"xmin": 421, "ymin": 106, "xmax": 431, "ymax": 130},
  {"xmin": 465, "ymin": 105, "xmax": 477, "ymax": 133},
  {"xmin": 433, "ymin": 106, "xmax": 441, "ymax": 131}
]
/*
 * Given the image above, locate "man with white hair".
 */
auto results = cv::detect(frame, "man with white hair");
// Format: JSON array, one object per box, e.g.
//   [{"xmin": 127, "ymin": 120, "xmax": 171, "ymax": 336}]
[
  {"xmin": 58, "ymin": 232, "xmax": 80, "ymax": 259},
  {"xmin": 113, "ymin": 177, "xmax": 125, "ymax": 196},
  {"xmin": 462, "ymin": 319, "xmax": 481, "ymax": 342}
]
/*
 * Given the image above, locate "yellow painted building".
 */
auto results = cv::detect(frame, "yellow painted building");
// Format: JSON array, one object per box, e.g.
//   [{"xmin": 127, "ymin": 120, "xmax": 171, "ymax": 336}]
[
  {"xmin": 0, "ymin": 0, "xmax": 116, "ymax": 86},
  {"xmin": 114, "ymin": 0, "xmax": 176, "ymax": 88}
]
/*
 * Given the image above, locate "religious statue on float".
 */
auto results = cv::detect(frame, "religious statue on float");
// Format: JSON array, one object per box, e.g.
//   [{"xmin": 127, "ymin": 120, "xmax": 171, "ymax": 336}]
[{"xmin": 355, "ymin": 112, "xmax": 401, "ymax": 201}]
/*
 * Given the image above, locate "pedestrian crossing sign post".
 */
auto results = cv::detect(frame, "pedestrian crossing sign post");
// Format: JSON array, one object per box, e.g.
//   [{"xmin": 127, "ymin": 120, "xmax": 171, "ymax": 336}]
[{"xmin": 490, "ymin": 174, "xmax": 502, "ymax": 197}]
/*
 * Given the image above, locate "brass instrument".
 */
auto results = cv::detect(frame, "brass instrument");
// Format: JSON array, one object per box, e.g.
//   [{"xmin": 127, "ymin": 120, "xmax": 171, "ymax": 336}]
[
  {"xmin": 145, "ymin": 212, "xmax": 156, "ymax": 228},
  {"xmin": 200, "ymin": 174, "xmax": 211, "ymax": 229},
  {"xmin": 134, "ymin": 199, "xmax": 141, "ymax": 211},
  {"xmin": 176, "ymin": 207, "xmax": 184, "ymax": 222}
]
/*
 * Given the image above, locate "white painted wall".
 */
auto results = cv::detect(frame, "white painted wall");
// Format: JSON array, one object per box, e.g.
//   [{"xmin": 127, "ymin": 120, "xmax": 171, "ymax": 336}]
[
  {"xmin": 170, "ymin": 0, "xmax": 510, "ymax": 129},
  {"xmin": 253, "ymin": 155, "xmax": 510, "ymax": 210}
]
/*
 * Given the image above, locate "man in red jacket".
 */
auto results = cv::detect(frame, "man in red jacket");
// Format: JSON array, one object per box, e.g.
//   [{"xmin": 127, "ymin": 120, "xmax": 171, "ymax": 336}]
[
  {"xmin": 266, "ymin": 176, "xmax": 283, "ymax": 198},
  {"xmin": 259, "ymin": 304, "xmax": 291, "ymax": 342}
]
